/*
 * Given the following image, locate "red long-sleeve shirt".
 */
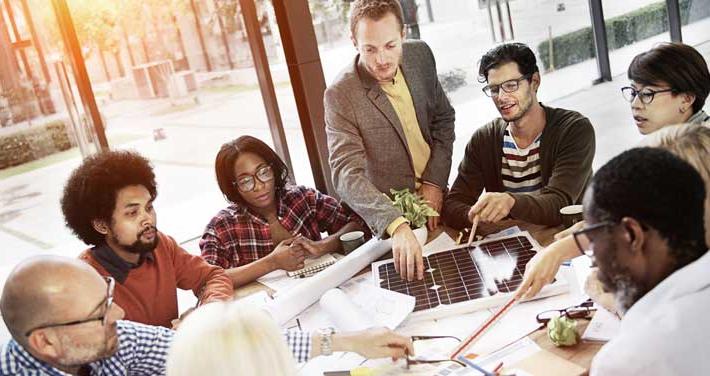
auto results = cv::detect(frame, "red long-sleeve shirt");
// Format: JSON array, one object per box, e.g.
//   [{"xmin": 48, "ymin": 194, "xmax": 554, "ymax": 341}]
[{"xmin": 80, "ymin": 231, "xmax": 233, "ymax": 328}]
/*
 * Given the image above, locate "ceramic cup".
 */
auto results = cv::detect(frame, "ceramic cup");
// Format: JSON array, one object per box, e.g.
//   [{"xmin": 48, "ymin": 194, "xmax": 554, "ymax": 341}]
[
  {"xmin": 339, "ymin": 231, "xmax": 366, "ymax": 254},
  {"xmin": 560, "ymin": 205, "xmax": 584, "ymax": 228}
]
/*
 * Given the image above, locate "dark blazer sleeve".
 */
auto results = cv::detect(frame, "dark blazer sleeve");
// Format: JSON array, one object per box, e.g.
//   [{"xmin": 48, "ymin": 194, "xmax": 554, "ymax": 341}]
[
  {"xmin": 443, "ymin": 128, "xmax": 488, "ymax": 230},
  {"xmin": 418, "ymin": 43, "xmax": 456, "ymax": 189},
  {"xmin": 508, "ymin": 116, "xmax": 595, "ymax": 225}
]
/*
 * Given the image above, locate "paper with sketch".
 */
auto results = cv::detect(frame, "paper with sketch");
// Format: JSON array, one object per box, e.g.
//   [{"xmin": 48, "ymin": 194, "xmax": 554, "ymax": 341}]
[
  {"xmin": 265, "ymin": 237, "xmax": 393, "ymax": 325},
  {"xmin": 582, "ymin": 307, "xmax": 620, "ymax": 342},
  {"xmin": 319, "ymin": 278, "xmax": 415, "ymax": 331},
  {"xmin": 422, "ymin": 231, "xmax": 456, "ymax": 255}
]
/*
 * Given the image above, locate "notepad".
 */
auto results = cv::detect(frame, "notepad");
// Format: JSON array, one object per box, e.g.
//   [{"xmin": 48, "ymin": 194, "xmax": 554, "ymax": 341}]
[{"xmin": 287, "ymin": 254, "xmax": 339, "ymax": 278}]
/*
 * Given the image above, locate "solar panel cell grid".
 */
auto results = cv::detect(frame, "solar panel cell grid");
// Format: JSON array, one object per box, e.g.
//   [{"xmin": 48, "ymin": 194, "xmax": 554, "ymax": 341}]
[{"xmin": 377, "ymin": 236, "xmax": 536, "ymax": 312}]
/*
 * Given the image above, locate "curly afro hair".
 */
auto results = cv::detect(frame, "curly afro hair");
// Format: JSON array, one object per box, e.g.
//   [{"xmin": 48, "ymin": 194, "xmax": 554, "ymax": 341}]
[{"xmin": 61, "ymin": 150, "xmax": 157, "ymax": 246}]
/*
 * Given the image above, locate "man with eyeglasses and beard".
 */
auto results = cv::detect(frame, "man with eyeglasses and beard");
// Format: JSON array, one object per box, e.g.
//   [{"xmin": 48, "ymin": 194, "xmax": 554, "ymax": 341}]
[
  {"xmin": 580, "ymin": 148, "xmax": 709, "ymax": 374},
  {"xmin": 60, "ymin": 150, "xmax": 233, "ymax": 329},
  {"xmin": 0, "ymin": 256, "xmax": 174, "ymax": 375},
  {"xmin": 443, "ymin": 43, "xmax": 595, "ymax": 229}
]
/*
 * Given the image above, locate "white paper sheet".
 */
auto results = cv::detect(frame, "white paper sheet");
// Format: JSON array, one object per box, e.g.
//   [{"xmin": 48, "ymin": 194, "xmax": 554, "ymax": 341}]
[
  {"xmin": 266, "ymin": 237, "xmax": 392, "ymax": 325},
  {"xmin": 422, "ymin": 231, "xmax": 457, "ymax": 255},
  {"xmin": 319, "ymin": 277, "xmax": 415, "ymax": 331},
  {"xmin": 582, "ymin": 307, "xmax": 620, "ymax": 342}
]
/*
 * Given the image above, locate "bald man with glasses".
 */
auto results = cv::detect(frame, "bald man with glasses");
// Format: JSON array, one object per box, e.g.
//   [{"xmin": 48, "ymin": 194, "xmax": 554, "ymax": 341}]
[
  {"xmin": 0, "ymin": 256, "xmax": 413, "ymax": 375},
  {"xmin": 0, "ymin": 256, "xmax": 173, "ymax": 376}
]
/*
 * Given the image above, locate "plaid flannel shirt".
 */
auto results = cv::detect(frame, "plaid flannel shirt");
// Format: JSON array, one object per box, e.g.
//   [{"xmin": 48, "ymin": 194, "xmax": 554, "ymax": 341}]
[
  {"xmin": 0, "ymin": 322, "xmax": 313, "ymax": 375},
  {"xmin": 200, "ymin": 185, "xmax": 366, "ymax": 268}
]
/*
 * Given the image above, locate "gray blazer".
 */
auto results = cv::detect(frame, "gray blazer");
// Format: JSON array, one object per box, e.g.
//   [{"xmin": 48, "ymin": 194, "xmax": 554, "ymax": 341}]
[{"xmin": 325, "ymin": 40, "xmax": 455, "ymax": 237}]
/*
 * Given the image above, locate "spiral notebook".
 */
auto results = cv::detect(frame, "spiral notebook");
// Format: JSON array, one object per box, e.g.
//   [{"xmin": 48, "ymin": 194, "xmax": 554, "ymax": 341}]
[{"xmin": 287, "ymin": 253, "xmax": 340, "ymax": 278}]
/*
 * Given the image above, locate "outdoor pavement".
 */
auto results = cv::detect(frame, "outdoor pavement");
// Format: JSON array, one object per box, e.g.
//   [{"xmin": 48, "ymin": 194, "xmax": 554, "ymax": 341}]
[{"xmin": 0, "ymin": 3, "xmax": 708, "ymax": 341}]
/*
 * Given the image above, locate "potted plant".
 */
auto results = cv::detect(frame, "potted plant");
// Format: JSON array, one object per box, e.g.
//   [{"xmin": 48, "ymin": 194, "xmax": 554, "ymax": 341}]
[{"xmin": 390, "ymin": 188, "xmax": 439, "ymax": 245}]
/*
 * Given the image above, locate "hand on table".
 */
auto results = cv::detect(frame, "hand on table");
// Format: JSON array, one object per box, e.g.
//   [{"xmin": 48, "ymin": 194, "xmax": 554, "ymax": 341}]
[
  {"xmin": 291, "ymin": 236, "xmax": 327, "ymax": 257},
  {"xmin": 333, "ymin": 327, "xmax": 414, "ymax": 360},
  {"xmin": 392, "ymin": 223, "xmax": 424, "ymax": 281},
  {"xmin": 418, "ymin": 183, "xmax": 443, "ymax": 231},
  {"xmin": 468, "ymin": 192, "xmax": 515, "ymax": 224},
  {"xmin": 268, "ymin": 238, "xmax": 306, "ymax": 271}
]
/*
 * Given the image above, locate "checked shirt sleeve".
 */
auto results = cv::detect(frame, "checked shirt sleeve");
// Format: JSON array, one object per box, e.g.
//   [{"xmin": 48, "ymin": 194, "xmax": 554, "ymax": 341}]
[
  {"xmin": 116, "ymin": 320, "xmax": 174, "ymax": 375},
  {"xmin": 283, "ymin": 329, "xmax": 312, "ymax": 363}
]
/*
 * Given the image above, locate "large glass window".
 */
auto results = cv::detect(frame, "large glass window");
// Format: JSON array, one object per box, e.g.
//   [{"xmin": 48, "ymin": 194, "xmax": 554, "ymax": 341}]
[{"xmin": 0, "ymin": 0, "xmax": 314, "ymax": 268}]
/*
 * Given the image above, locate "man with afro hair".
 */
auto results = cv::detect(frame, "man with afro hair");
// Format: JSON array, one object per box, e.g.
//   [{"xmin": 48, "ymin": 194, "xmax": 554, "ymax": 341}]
[{"xmin": 61, "ymin": 150, "xmax": 232, "ymax": 328}]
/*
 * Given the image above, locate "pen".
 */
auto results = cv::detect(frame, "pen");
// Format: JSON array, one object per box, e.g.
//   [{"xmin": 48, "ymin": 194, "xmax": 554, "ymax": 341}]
[{"xmin": 467, "ymin": 214, "xmax": 480, "ymax": 246}]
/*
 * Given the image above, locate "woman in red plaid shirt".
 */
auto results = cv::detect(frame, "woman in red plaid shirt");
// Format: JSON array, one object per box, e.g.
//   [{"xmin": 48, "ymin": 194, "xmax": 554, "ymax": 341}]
[{"xmin": 200, "ymin": 136, "xmax": 368, "ymax": 287}]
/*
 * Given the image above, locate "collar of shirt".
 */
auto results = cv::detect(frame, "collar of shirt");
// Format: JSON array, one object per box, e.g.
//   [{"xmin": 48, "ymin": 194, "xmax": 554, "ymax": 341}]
[
  {"xmin": 379, "ymin": 66, "xmax": 403, "ymax": 90},
  {"xmin": 621, "ymin": 249, "xmax": 710, "ymax": 330},
  {"xmin": 91, "ymin": 243, "xmax": 155, "ymax": 284}
]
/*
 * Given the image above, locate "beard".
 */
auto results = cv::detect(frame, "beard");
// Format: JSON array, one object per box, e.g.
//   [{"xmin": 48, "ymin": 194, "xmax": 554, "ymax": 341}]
[
  {"xmin": 112, "ymin": 226, "xmax": 159, "ymax": 255},
  {"xmin": 56, "ymin": 333, "xmax": 113, "ymax": 367},
  {"xmin": 596, "ymin": 244, "xmax": 647, "ymax": 314}
]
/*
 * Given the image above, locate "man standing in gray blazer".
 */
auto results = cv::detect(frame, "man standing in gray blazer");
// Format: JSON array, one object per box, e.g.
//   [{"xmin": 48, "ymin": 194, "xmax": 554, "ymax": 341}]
[{"xmin": 325, "ymin": 0, "xmax": 455, "ymax": 281}]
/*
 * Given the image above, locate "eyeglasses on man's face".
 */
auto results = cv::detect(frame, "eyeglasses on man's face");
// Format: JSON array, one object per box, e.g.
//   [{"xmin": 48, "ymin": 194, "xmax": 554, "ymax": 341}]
[
  {"xmin": 572, "ymin": 221, "xmax": 616, "ymax": 256},
  {"xmin": 482, "ymin": 75, "xmax": 530, "ymax": 97},
  {"xmin": 621, "ymin": 86, "xmax": 675, "ymax": 105},
  {"xmin": 536, "ymin": 299, "xmax": 596, "ymax": 325},
  {"xmin": 25, "ymin": 276, "xmax": 115, "ymax": 337},
  {"xmin": 233, "ymin": 164, "xmax": 274, "ymax": 192}
]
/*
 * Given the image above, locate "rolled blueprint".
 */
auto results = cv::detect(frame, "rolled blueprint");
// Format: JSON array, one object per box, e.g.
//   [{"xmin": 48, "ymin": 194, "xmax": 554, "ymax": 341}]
[{"xmin": 265, "ymin": 237, "xmax": 391, "ymax": 325}]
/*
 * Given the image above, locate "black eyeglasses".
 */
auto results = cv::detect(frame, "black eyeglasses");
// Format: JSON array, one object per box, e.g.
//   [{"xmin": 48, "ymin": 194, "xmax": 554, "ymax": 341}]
[
  {"xmin": 405, "ymin": 335, "xmax": 465, "ymax": 369},
  {"xmin": 536, "ymin": 299, "xmax": 596, "ymax": 325},
  {"xmin": 572, "ymin": 221, "xmax": 615, "ymax": 256},
  {"xmin": 25, "ymin": 276, "xmax": 115, "ymax": 337},
  {"xmin": 482, "ymin": 75, "xmax": 530, "ymax": 97},
  {"xmin": 233, "ymin": 164, "xmax": 274, "ymax": 192},
  {"xmin": 621, "ymin": 86, "xmax": 675, "ymax": 105}
]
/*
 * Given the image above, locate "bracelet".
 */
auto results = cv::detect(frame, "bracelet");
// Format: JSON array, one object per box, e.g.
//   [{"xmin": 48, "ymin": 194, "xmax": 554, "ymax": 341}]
[{"xmin": 318, "ymin": 327, "xmax": 336, "ymax": 356}]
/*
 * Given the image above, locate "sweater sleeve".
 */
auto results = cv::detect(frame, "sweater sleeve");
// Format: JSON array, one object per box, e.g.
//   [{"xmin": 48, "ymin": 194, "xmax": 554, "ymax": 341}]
[
  {"xmin": 508, "ymin": 114, "xmax": 595, "ymax": 225},
  {"xmin": 169, "ymin": 235, "xmax": 234, "ymax": 303},
  {"xmin": 442, "ymin": 129, "xmax": 487, "ymax": 230}
]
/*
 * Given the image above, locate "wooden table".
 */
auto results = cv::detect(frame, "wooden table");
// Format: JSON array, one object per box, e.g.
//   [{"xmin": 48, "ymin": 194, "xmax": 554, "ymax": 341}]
[{"xmin": 236, "ymin": 220, "xmax": 603, "ymax": 373}]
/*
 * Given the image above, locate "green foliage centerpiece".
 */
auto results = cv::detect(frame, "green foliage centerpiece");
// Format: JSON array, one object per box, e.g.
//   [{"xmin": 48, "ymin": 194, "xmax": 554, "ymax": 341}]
[{"xmin": 390, "ymin": 188, "xmax": 439, "ymax": 229}]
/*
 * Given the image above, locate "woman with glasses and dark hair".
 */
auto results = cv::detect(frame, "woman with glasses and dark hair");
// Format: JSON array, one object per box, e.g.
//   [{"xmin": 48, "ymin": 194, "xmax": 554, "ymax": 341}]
[
  {"xmin": 622, "ymin": 42, "xmax": 710, "ymax": 134},
  {"xmin": 199, "ymin": 136, "xmax": 367, "ymax": 287}
]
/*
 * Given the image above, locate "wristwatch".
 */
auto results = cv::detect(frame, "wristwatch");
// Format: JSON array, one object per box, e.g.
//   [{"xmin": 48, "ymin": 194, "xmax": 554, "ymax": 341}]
[{"xmin": 318, "ymin": 327, "xmax": 336, "ymax": 356}]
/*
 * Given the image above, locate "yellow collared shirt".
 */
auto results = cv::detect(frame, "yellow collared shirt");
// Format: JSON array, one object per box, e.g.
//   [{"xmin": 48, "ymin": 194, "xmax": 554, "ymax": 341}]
[{"xmin": 380, "ymin": 68, "xmax": 431, "ymax": 188}]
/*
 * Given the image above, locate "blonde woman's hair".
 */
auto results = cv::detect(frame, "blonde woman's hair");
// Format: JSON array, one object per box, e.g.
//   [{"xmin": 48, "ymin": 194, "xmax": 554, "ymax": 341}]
[
  {"xmin": 167, "ymin": 302, "xmax": 297, "ymax": 376},
  {"xmin": 644, "ymin": 122, "xmax": 710, "ymax": 246}
]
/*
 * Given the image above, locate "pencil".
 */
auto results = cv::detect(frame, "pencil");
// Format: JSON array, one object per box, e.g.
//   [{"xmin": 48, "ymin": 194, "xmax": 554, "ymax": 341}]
[
  {"xmin": 449, "ymin": 296, "xmax": 517, "ymax": 359},
  {"xmin": 467, "ymin": 214, "xmax": 480, "ymax": 246}
]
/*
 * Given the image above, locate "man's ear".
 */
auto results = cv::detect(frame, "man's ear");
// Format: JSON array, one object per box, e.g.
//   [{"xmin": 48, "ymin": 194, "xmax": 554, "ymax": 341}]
[
  {"xmin": 621, "ymin": 217, "xmax": 646, "ymax": 255},
  {"xmin": 27, "ymin": 330, "xmax": 61, "ymax": 360},
  {"xmin": 531, "ymin": 72, "xmax": 541, "ymax": 92},
  {"xmin": 92, "ymin": 219, "xmax": 109, "ymax": 235}
]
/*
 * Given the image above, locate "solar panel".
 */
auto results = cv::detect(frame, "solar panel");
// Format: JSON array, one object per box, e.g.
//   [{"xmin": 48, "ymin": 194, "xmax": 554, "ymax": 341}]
[{"xmin": 371, "ymin": 232, "xmax": 568, "ymax": 320}]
